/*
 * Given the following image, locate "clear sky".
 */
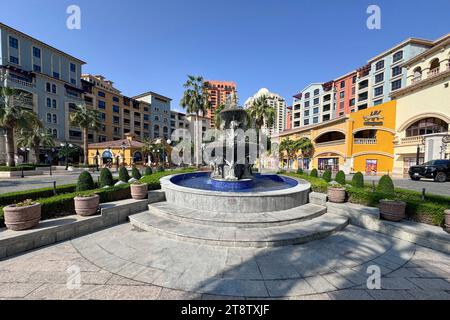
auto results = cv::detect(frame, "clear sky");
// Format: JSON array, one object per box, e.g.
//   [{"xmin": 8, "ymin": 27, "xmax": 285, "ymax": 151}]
[{"xmin": 1, "ymin": 0, "xmax": 449, "ymax": 112}]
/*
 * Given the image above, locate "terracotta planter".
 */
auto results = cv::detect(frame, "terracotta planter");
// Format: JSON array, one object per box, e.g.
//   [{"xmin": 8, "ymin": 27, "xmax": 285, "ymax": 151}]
[
  {"xmin": 327, "ymin": 188, "xmax": 346, "ymax": 203},
  {"xmin": 4, "ymin": 203, "xmax": 41, "ymax": 231},
  {"xmin": 130, "ymin": 183, "xmax": 148, "ymax": 200},
  {"xmin": 444, "ymin": 209, "xmax": 450, "ymax": 233},
  {"xmin": 74, "ymin": 194, "xmax": 100, "ymax": 216},
  {"xmin": 379, "ymin": 200, "xmax": 406, "ymax": 222}
]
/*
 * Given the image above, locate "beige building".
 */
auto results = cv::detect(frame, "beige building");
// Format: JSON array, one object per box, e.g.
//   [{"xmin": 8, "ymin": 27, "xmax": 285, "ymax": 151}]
[{"xmin": 391, "ymin": 33, "xmax": 450, "ymax": 176}]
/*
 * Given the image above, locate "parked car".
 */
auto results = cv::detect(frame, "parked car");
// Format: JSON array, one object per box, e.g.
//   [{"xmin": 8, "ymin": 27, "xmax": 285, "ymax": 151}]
[{"xmin": 409, "ymin": 159, "xmax": 450, "ymax": 182}]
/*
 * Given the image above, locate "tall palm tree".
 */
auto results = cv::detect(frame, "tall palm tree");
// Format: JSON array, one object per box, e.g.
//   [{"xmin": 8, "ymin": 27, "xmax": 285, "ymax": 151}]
[
  {"xmin": 17, "ymin": 123, "xmax": 55, "ymax": 165},
  {"xmin": 0, "ymin": 86, "xmax": 36, "ymax": 166},
  {"xmin": 180, "ymin": 75, "xmax": 211, "ymax": 166},
  {"xmin": 297, "ymin": 137, "xmax": 314, "ymax": 170},
  {"xmin": 279, "ymin": 137, "xmax": 314, "ymax": 170},
  {"xmin": 70, "ymin": 103, "xmax": 100, "ymax": 165},
  {"xmin": 246, "ymin": 95, "xmax": 275, "ymax": 172}
]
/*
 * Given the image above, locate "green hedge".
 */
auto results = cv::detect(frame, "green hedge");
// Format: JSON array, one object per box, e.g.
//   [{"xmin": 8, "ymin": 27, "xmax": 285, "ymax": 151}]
[
  {"xmin": 0, "ymin": 165, "xmax": 35, "ymax": 172},
  {"xmin": 322, "ymin": 169, "xmax": 332, "ymax": 182},
  {"xmin": 0, "ymin": 184, "xmax": 78, "ymax": 207},
  {"xmin": 140, "ymin": 168, "xmax": 195, "ymax": 190}
]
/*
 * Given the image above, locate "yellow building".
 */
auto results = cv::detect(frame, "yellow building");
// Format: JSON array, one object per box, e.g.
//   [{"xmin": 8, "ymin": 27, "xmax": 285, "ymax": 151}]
[
  {"xmin": 87, "ymin": 133, "xmax": 144, "ymax": 167},
  {"xmin": 277, "ymin": 100, "xmax": 397, "ymax": 175},
  {"xmin": 391, "ymin": 33, "xmax": 450, "ymax": 176}
]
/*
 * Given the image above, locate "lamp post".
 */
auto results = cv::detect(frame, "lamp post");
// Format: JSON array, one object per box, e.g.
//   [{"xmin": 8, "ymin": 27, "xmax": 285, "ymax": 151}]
[
  {"xmin": 95, "ymin": 149, "xmax": 100, "ymax": 171},
  {"xmin": 120, "ymin": 142, "xmax": 127, "ymax": 168},
  {"xmin": 416, "ymin": 144, "xmax": 421, "ymax": 166}
]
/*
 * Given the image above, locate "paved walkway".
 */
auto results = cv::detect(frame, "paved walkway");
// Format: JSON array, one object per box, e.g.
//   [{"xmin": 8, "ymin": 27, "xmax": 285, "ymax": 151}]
[{"xmin": 1, "ymin": 223, "xmax": 449, "ymax": 299}]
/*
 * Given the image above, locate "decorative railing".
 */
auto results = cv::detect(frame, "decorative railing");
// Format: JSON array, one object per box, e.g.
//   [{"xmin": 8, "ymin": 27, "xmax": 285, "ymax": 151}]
[
  {"xmin": 315, "ymin": 139, "xmax": 346, "ymax": 147},
  {"xmin": 354, "ymin": 138, "xmax": 377, "ymax": 145},
  {"xmin": 411, "ymin": 75, "xmax": 422, "ymax": 83},
  {"xmin": 428, "ymin": 67, "xmax": 440, "ymax": 78},
  {"xmin": 399, "ymin": 136, "xmax": 424, "ymax": 146}
]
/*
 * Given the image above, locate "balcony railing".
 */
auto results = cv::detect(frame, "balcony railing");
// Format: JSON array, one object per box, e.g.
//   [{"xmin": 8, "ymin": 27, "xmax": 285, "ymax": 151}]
[
  {"xmin": 411, "ymin": 75, "xmax": 422, "ymax": 83},
  {"xmin": 3, "ymin": 75, "xmax": 36, "ymax": 88},
  {"xmin": 354, "ymin": 138, "xmax": 377, "ymax": 145},
  {"xmin": 428, "ymin": 67, "xmax": 440, "ymax": 77},
  {"xmin": 315, "ymin": 139, "xmax": 346, "ymax": 147},
  {"xmin": 399, "ymin": 136, "xmax": 424, "ymax": 146}
]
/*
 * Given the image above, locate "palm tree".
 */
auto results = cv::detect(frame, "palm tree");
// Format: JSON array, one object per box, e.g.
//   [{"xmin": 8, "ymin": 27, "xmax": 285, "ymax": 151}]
[
  {"xmin": 16, "ymin": 118, "xmax": 55, "ymax": 164},
  {"xmin": 0, "ymin": 86, "xmax": 36, "ymax": 166},
  {"xmin": 246, "ymin": 95, "xmax": 275, "ymax": 172},
  {"xmin": 297, "ymin": 137, "xmax": 314, "ymax": 170},
  {"xmin": 214, "ymin": 104, "xmax": 225, "ymax": 128},
  {"xmin": 279, "ymin": 137, "xmax": 314, "ymax": 171},
  {"xmin": 70, "ymin": 103, "xmax": 100, "ymax": 165},
  {"xmin": 180, "ymin": 75, "xmax": 211, "ymax": 166}
]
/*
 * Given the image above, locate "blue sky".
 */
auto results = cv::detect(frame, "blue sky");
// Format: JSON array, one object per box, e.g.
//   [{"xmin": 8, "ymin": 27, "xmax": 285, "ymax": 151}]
[{"xmin": 1, "ymin": 0, "xmax": 449, "ymax": 112}]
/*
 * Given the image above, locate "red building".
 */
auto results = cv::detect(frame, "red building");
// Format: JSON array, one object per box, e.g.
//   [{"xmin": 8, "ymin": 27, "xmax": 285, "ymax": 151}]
[
  {"xmin": 333, "ymin": 71, "xmax": 357, "ymax": 117},
  {"xmin": 285, "ymin": 106, "xmax": 292, "ymax": 130},
  {"xmin": 205, "ymin": 80, "xmax": 237, "ymax": 127}
]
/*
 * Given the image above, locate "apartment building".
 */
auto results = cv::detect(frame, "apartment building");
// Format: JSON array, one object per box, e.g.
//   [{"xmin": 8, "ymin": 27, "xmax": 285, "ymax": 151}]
[
  {"xmin": 244, "ymin": 88, "xmax": 288, "ymax": 135},
  {"xmin": 134, "ymin": 91, "xmax": 172, "ymax": 140},
  {"xmin": 170, "ymin": 111, "xmax": 188, "ymax": 135},
  {"xmin": 285, "ymin": 106, "xmax": 292, "ymax": 130},
  {"xmin": 333, "ymin": 71, "xmax": 357, "ymax": 117},
  {"xmin": 0, "ymin": 22, "xmax": 85, "ymax": 161},
  {"xmin": 205, "ymin": 80, "xmax": 237, "ymax": 127}
]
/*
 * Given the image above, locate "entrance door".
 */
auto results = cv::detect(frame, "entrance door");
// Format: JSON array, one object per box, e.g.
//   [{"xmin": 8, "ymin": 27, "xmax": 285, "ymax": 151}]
[
  {"xmin": 365, "ymin": 159, "xmax": 377, "ymax": 175},
  {"xmin": 318, "ymin": 158, "xmax": 339, "ymax": 172}
]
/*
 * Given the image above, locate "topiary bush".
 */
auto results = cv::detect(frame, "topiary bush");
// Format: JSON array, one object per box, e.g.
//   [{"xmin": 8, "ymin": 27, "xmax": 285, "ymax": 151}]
[
  {"xmin": 132, "ymin": 166, "xmax": 142, "ymax": 180},
  {"xmin": 376, "ymin": 175, "xmax": 395, "ymax": 194},
  {"xmin": 119, "ymin": 167, "xmax": 130, "ymax": 183},
  {"xmin": 335, "ymin": 170, "xmax": 346, "ymax": 185},
  {"xmin": 296, "ymin": 168, "xmax": 303, "ymax": 175},
  {"xmin": 144, "ymin": 167, "xmax": 153, "ymax": 176},
  {"xmin": 99, "ymin": 168, "xmax": 113, "ymax": 187},
  {"xmin": 352, "ymin": 172, "xmax": 364, "ymax": 188},
  {"xmin": 310, "ymin": 168, "xmax": 318, "ymax": 178},
  {"xmin": 77, "ymin": 171, "xmax": 95, "ymax": 191},
  {"xmin": 157, "ymin": 167, "xmax": 165, "ymax": 172},
  {"xmin": 322, "ymin": 169, "xmax": 332, "ymax": 182}
]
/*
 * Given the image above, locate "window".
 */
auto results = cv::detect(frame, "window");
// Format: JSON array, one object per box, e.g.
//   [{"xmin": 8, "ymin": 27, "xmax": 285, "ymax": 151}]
[
  {"xmin": 53, "ymin": 72, "xmax": 60, "ymax": 79},
  {"xmin": 304, "ymin": 110, "xmax": 310, "ymax": 117},
  {"xmin": 112, "ymin": 105, "xmax": 120, "ymax": 113},
  {"xmin": 52, "ymin": 99, "xmax": 57, "ymax": 108},
  {"xmin": 375, "ymin": 73, "xmax": 384, "ymax": 83},
  {"xmin": 392, "ymin": 66, "xmax": 402, "ymax": 77},
  {"xmin": 70, "ymin": 78, "xmax": 76, "ymax": 85},
  {"xmin": 47, "ymin": 113, "xmax": 52, "ymax": 123},
  {"xmin": 154, "ymin": 116, "xmax": 159, "ymax": 121},
  {"xmin": 393, "ymin": 51, "xmax": 403, "ymax": 63},
  {"xmin": 98, "ymin": 101, "xmax": 106, "ymax": 109},
  {"xmin": 52, "ymin": 129, "xmax": 57, "ymax": 138},
  {"xmin": 323, "ymin": 104, "xmax": 331, "ymax": 112},
  {"xmin": 406, "ymin": 118, "xmax": 448, "ymax": 137},
  {"xmin": 144, "ymin": 114, "xmax": 149, "ymax": 121},
  {"xmin": 10, "ymin": 56, "xmax": 19, "ymax": 64},
  {"xmin": 9, "ymin": 36, "xmax": 18, "ymax": 49},
  {"xmin": 313, "ymin": 107, "xmax": 319, "ymax": 114},
  {"xmin": 352, "ymin": 75, "xmax": 357, "ymax": 84},
  {"xmin": 313, "ymin": 117, "xmax": 319, "ymax": 124},
  {"xmin": 373, "ymin": 99, "xmax": 383, "ymax": 106},
  {"xmin": 374, "ymin": 86, "xmax": 383, "ymax": 97},
  {"xmin": 46, "ymin": 98, "xmax": 51, "ymax": 108},
  {"xmin": 113, "ymin": 97, "xmax": 120, "ymax": 103},
  {"xmin": 323, "ymin": 114, "xmax": 330, "ymax": 121},
  {"xmin": 340, "ymin": 81, "xmax": 345, "ymax": 88},
  {"xmin": 70, "ymin": 63, "xmax": 76, "ymax": 73},
  {"xmin": 99, "ymin": 113, "xmax": 106, "ymax": 122},
  {"xmin": 113, "ymin": 116, "xmax": 120, "ymax": 124},
  {"xmin": 46, "ymin": 83, "xmax": 51, "ymax": 92},
  {"xmin": 313, "ymin": 89, "xmax": 319, "ymax": 96},
  {"xmin": 375, "ymin": 60, "xmax": 384, "ymax": 71},
  {"xmin": 33, "ymin": 47, "xmax": 41, "ymax": 58},
  {"xmin": 349, "ymin": 98, "xmax": 355, "ymax": 106},
  {"xmin": 304, "ymin": 101, "xmax": 310, "ymax": 108},
  {"xmin": 313, "ymin": 98, "xmax": 319, "ymax": 105},
  {"xmin": 52, "ymin": 114, "xmax": 57, "ymax": 124},
  {"xmin": 391, "ymin": 79, "xmax": 402, "ymax": 91},
  {"xmin": 304, "ymin": 119, "xmax": 310, "ymax": 126},
  {"xmin": 304, "ymin": 92, "xmax": 310, "ymax": 99},
  {"xmin": 33, "ymin": 64, "xmax": 41, "ymax": 72},
  {"xmin": 98, "ymin": 91, "xmax": 105, "ymax": 97},
  {"xmin": 339, "ymin": 91, "xmax": 345, "ymax": 99},
  {"xmin": 52, "ymin": 84, "xmax": 56, "ymax": 94}
]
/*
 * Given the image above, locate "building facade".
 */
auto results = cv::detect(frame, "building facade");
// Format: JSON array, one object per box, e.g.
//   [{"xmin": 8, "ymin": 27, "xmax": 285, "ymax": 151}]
[
  {"xmin": 0, "ymin": 23, "xmax": 85, "ymax": 162},
  {"xmin": 205, "ymin": 80, "xmax": 237, "ymax": 128},
  {"xmin": 391, "ymin": 34, "xmax": 450, "ymax": 176},
  {"xmin": 244, "ymin": 88, "xmax": 287, "ymax": 135}
]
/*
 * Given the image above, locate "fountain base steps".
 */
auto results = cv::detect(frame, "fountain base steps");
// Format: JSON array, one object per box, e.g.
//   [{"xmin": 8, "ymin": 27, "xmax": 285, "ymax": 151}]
[
  {"xmin": 129, "ymin": 203, "xmax": 349, "ymax": 248},
  {"xmin": 147, "ymin": 202, "xmax": 327, "ymax": 228}
]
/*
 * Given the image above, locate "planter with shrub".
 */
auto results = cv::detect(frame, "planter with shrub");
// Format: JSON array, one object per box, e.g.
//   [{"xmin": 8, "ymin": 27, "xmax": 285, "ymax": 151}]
[
  {"xmin": 130, "ymin": 181, "xmax": 149, "ymax": 200},
  {"xmin": 327, "ymin": 183, "xmax": 346, "ymax": 203},
  {"xmin": 77, "ymin": 171, "xmax": 95, "ymax": 191},
  {"xmin": 74, "ymin": 193, "xmax": 100, "ymax": 216},
  {"xmin": 376, "ymin": 175, "xmax": 395, "ymax": 194},
  {"xmin": 99, "ymin": 168, "xmax": 113, "ymax": 188},
  {"xmin": 444, "ymin": 209, "xmax": 450, "ymax": 233},
  {"xmin": 379, "ymin": 199, "xmax": 406, "ymax": 222},
  {"xmin": 132, "ymin": 166, "xmax": 142, "ymax": 180},
  {"xmin": 351, "ymin": 172, "xmax": 364, "ymax": 188},
  {"xmin": 335, "ymin": 170, "xmax": 346, "ymax": 185},
  {"xmin": 119, "ymin": 166, "xmax": 130, "ymax": 183},
  {"xmin": 144, "ymin": 167, "xmax": 153, "ymax": 176},
  {"xmin": 310, "ymin": 168, "xmax": 318, "ymax": 178},
  {"xmin": 3, "ymin": 199, "xmax": 41, "ymax": 231}
]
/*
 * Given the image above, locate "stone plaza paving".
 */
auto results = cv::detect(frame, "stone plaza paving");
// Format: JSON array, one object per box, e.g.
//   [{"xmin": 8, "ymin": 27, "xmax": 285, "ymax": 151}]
[{"xmin": 1, "ymin": 223, "xmax": 450, "ymax": 300}]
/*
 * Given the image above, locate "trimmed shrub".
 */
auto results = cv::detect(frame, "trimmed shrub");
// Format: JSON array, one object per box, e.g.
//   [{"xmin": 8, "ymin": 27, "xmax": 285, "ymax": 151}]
[
  {"xmin": 76, "ymin": 171, "xmax": 95, "ymax": 191},
  {"xmin": 335, "ymin": 170, "xmax": 346, "ymax": 185},
  {"xmin": 144, "ymin": 167, "xmax": 153, "ymax": 176},
  {"xmin": 157, "ymin": 167, "xmax": 165, "ymax": 172},
  {"xmin": 0, "ymin": 184, "xmax": 77, "ymax": 206},
  {"xmin": 376, "ymin": 175, "xmax": 395, "ymax": 194},
  {"xmin": 132, "ymin": 166, "xmax": 142, "ymax": 180},
  {"xmin": 99, "ymin": 168, "xmax": 113, "ymax": 187},
  {"xmin": 119, "ymin": 167, "xmax": 130, "ymax": 182},
  {"xmin": 351, "ymin": 172, "xmax": 364, "ymax": 188},
  {"xmin": 322, "ymin": 169, "xmax": 332, "ymax": 182},
  {"xmin": 310, "ymin": 168, "xmax": 318, "ymax": 178},
  {"xmin": 296, "ymin": 168, "xmax": 303, "ymax": 175}
]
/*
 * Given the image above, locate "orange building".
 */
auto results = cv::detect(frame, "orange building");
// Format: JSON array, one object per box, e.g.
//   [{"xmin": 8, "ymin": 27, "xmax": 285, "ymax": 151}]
[
  {"xmin": 334, "ymin": 71, "xmax": 357, "ymax": 117},
  {"xmin": 285, "ymin": 106, "xmax": 292, "ymax": 130},
  {"xmin": 205, "ymin": 80, "xmax": 237, "ymax": 127}
]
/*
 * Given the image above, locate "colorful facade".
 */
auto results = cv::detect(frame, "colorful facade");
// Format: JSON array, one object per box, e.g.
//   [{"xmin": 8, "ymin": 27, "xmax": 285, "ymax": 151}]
[{"xmin": 205, "ymin": 80, "xmax": 237, "ymax": 128}]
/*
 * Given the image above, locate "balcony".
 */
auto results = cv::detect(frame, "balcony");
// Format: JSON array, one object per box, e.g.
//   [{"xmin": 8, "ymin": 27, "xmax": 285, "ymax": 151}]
[
  {"xmin": 398, "ymin": 136, "xmax": 424, "ymax": 146},
  {"xmin": 354, "ymin": 138, "xmax": 377, "ymax": 145},
  {"xmin": 428, "ymin": 67, "xmax": 440, "ymax": 78},
  {"xmin": 4, "ymin": 75, "xmax": 36, "ymax": 88},
  {"xmin": 411, "ymin": 75, "xmax": 422, "ymax": 83},
  {"xmin": 315, "ymin": 139, "xmax": 346, "ymax": 147}
]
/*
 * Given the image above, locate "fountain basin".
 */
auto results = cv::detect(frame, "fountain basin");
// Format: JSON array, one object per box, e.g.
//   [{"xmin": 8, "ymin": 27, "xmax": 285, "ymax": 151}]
[{"xmin": 160, "ymin": 172, "xmax": 311, "ymax": 213}]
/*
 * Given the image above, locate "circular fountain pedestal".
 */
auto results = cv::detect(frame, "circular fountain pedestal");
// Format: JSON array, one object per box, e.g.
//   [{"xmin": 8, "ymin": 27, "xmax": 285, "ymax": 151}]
[{"xmin": 210, "ymin": 177, "xmax": 254, "ymax": 191}]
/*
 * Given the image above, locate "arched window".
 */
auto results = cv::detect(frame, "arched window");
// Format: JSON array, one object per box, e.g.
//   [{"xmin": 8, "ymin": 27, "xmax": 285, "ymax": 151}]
[
  {"xmin": 52, "ymin": 129, "xmax": 57, "ymax": 138},
  {"xmin": 413, "ymin": 67, "xmax": 422, "ymax": 79},
  {"xmin": 51, "ymin": 84, "xmax": 56, "ymax": 94},
  {"xmin": 154, "ymin": 125, "xmax": 160, "ymax": 138},
  {"xmin": 52, "ymin": 114, "xmax": 57, "ymax": 124},
  {"xmin": 47, "ymin": 98, "xmax": 51, "ymax": 108},
  {"xmin": 52, "ymin": 99, "xmax": 57, "ymax": 108},
  {"xmin": 304, "ymin": 92, "xmax": 310, "ymax": 99},
  {"xmin": 313, "ymin": 89, "xmax": 320, "ymax": 96},
  {"xmin": 315, "ymin": 131, "xmax": 346, "ymax": 144},
  {"xmin": 46, "ymin": 113, "xmax": 51, "ymax": 123},
  {"xmin": 133, "ymin": 151, "xmax": 143, "ymax": 162},
  {"xmin": 406, "ymin": 118, "xmax": 448, "ymax": 137},
  {"xmin": 163, "ymin": 126, "xmax": 168, "ymax": 134},
  {"xmin": 430, "ymin": 58, "xmax": 440, "ymax": 72}
]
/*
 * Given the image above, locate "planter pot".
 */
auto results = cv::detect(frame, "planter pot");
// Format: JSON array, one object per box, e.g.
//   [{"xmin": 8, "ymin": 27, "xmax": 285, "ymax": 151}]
[
  {"xmin": 130, "ymin": 183, "xmax": 148, "ymax": 200},
  {"xmin": 327, "ymin": 188, "xmax": 346, "ymax": 203},
  {"xmin": 4, "ymin": 203, "xmax": 41, "ymax": 231},
  {"xmin": 379, "ymin": 200, "xmax": 406, "ymax": 222},
  {"xmin": 74, "ymin": 194, "xmax": 100, "ymax": 216},
  {"xmin": 445, "ymin": 209, "xmax": 450, "ymax": 233}
]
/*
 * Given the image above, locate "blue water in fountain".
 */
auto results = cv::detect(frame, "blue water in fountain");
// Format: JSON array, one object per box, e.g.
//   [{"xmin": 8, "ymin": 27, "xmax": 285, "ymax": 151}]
[{"xmin": 171, "ymin": 172, "xmax": 298, "ymax": 192}]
